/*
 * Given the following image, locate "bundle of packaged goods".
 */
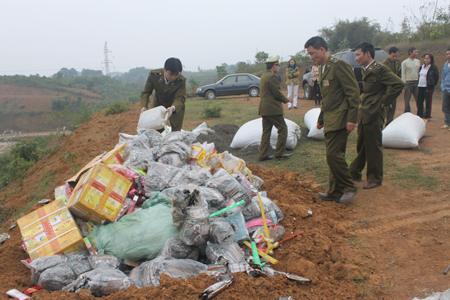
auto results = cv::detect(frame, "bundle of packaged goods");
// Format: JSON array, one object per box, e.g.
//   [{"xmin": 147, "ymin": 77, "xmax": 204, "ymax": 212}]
[{"xmin": 14, "ymin": 119, "xmax": 310, "ymax": 298}]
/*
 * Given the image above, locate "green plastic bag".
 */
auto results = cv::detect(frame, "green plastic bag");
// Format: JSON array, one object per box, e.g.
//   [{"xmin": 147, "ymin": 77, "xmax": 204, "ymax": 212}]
[{"xmin": 88, "ymin": 204, "xmax": 179, "ymax": 262}]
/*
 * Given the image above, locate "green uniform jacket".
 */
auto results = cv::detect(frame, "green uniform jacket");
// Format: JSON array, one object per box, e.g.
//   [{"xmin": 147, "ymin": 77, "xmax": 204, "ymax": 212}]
[
  {"xmin": 140, "ymin": 68, "xmax": 187, "ymax": 130},
  {"xmin": 258, "ymin": 70, "xmax": 288, "ymax": 116},
  {"xmin": 318, "ymin": 56, "xmax": 360, "ymax": 133},
  {"xmin": 285, "ymin": 66, "xmax": 300, "ymax": 86},
  {"xmin": 359, "ymin": 60, "xmax": 405, "ymax": 125},
  {"xmin": 381, "ymin": 57, "xmax": 401, "ymax": 77}
]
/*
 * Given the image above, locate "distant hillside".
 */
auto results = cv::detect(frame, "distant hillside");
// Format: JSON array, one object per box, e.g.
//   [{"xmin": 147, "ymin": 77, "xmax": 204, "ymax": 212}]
[{"xmin": 0, "ymin": 74, "xmax": 143, "ymax": 133}]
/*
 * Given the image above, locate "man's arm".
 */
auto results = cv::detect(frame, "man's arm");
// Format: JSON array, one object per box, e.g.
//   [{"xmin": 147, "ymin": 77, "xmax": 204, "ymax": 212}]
[
  {"xmin": 441, "ymin": 65, "xmax": 447, "ymax": 90},
  {"xmin": 140, "ymin": 73, "xmax": 154, "ymax": 109},
  {"xmin": 170, "ymin": 80, "xmax": 187, "ymax": 115},
  {"xmin": 336, "ymin": 62, "xmax": 360, "ymax": 125},
  {"xmin": 401, "ymin": 61, "xmax": 407, "ymax": 83},
  {"xmin": 379, "ymin": 67, "xmax": 405, "ymax": 107},
  {"xmin": 268, "ymin": 75, "xmax": 289, "ymax": 103}
]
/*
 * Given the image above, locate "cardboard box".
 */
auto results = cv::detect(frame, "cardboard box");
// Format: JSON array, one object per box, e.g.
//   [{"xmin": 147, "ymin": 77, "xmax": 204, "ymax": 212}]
[
  {"xmin": 17, "ymin": 199, "xmax": 85, "ymax": 260},
  {"xmin": 67, "ymin": 144, "xmax": 126, "ymax": 185},
  {"xmin": 67, "ymin": 163, "xmax": 132, "ymax": 224}
]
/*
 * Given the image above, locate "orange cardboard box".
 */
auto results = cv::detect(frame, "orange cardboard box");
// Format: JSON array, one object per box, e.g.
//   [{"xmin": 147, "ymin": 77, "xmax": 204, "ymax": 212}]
[
  {"xmin": 67, "ymin": 163, "xmax": 132, "ymax": 224},
  {"xmin": 17, "ymin": 199, "xmax": 85, "ymax": 260}
]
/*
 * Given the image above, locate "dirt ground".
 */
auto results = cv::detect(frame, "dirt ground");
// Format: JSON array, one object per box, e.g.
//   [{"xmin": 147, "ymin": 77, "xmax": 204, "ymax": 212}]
[{"xmin": 0, "ymin": 93, "xmax": 449, "ymax": 299}]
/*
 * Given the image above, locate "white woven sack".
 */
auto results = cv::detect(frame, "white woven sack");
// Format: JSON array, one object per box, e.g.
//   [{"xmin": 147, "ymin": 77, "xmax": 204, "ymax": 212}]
[
  {"xmin": 382, "ymin": 112, "xmax": 426, "ymax": 148},
  {"xmin": 230, "ymin": 118, "xmax": 301, "ymax": 150},
  {"xmin": 137, "ymin": 106, "xmax": 169, "ymax": 130},
  {"xmin": 304, "ymin": 108, "xmax": 324, "ymax": 140}
]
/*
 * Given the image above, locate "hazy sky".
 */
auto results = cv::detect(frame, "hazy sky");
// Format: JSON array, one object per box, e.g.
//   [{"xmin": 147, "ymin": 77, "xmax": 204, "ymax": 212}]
[{"xmin": 0, "ymin": 0, "xmax": 437, "ymax": 77}]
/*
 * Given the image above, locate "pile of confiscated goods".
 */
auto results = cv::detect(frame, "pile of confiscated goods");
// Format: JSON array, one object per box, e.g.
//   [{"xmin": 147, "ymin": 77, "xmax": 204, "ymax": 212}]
[{"xmin": 10, "ymin": 120, "xmax": 309, "ymax": 299}]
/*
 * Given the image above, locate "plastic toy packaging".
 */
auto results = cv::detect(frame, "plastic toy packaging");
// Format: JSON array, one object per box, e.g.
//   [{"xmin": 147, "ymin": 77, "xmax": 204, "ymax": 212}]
[
  {"xmin": 62, "ymin": 268, "xmax": 130, "ymax": 297},
  {"xmin": 158, "ymin": 237, "xmax": 199, "ymax": 260},
  {"xmin": 189, "ymin": 142, "xmax": 216, "ymax": 170},
  {"xmin": 209, "ymin": 217, "xmax": 235, "ymax": 244},
  {"xmin": 205, "ymin": 241, "xmax": 245, "ymax": 264},
  {"xmin": 252, "ymin": 225, "xmax": 285, "ymax": 243},
  {"xmin": 129, "ymin": 256, "xmax": 207, "ymax": 287},
  {"xmin": 54, "ymin": 183, "xmax": 73, "ymax": 204},
  {"xmin": 218, "ymin": 151, "xmax": 246, "ymax": 174},
  {"xmin": 224, "ymin": 212, "xmax": 249, "ymax": 242}
]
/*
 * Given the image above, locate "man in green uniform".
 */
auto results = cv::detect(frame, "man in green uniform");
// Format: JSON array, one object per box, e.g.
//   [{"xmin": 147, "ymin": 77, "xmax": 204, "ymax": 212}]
[
  {"xmin": 304, "ymin": 36, "xmax": 359, "ymax": 203},
  {"xmin": 350, "ymin": 42, "xmax": 404, "ymax": 189},
  {"xmin": 258, "ymin": 55, "xmax": 293, "ymax": 161},
  {"xmin": 140, "ymin": 57, "xmax": 186, "ymax": 131},
  {"xmin": 381, "ymin": 46, "xmax": 402, "ymax": 126}
]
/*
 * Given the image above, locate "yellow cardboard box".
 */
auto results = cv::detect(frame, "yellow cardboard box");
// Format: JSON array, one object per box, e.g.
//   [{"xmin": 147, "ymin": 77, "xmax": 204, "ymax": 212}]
[
  {"xmin": 66, "ymin": 143, "xmax": 126, "ymax": 185},
  {"xmin": 17, "ymin": 199, "xmax": 85, "ymax": 261},
  {"xmin": 67, "ymin": 163, "xmax": 132, "ymax": 224}
]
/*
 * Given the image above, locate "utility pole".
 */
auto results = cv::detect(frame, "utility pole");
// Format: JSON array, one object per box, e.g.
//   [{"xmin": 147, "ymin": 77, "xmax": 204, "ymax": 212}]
[{"xmin": 101, "ymin": 42, "xmax": 113, "ymax": 75}]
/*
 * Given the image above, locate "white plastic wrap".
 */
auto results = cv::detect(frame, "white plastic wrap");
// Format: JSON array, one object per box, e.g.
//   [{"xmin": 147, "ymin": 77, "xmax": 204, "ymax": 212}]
[
  {"xmin": 230, "ymin": 118, "xmax": 301, "ymax": 150},
  {"xmin": 382, "ymin": 113, "xmax": 426, "ymax": 148},
  {"xmin": 304, "ymin": 108, "xmax": 325, "ymax": 140}
]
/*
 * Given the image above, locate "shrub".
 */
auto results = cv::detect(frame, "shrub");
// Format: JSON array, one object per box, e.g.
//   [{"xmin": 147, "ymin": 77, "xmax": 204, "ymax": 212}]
[
  {"xmin": 104, "ymin": 102, "xmax": 129, "ymax": 116},
  {"xmin": 202, "ymin": 103, "xmax": 222, "ymax": 118}
]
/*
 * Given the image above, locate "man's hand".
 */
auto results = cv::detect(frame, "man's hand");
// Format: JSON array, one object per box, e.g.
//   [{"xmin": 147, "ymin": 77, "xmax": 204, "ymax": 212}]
[
  {"xmin": 166, "ymin": 106, "xmax": 175, "ymax": 118},
  {"xmin": 140, "ymin": 107, "xmax": 147, "ymax": 114},
  {"xmin": 381, "ymin": 103, "xmax": 385, "ymax": 108},
  {"xmin": 287, "ymin": 96, "xmax": 293, "ymax": 103},
  {"xmin": 401, "ymin": 89, "xmax": 405, "ymax": 96},
  {"xmin": 346, "ymin": 122, "xmax": 356, "ymax": 133},
  {"xmin": 317, "ymin": 122, "xmax": 324, "ymax": 130}
]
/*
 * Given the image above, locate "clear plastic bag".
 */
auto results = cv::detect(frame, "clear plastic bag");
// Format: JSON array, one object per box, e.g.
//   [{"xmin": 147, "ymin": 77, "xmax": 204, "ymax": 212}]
[
  {"xmin": 88, "ymin": 255, "xmax": 121, "ymax": 269},
  {"xmin": 157, "ymin": 153, "xmax": 185, "ymax": 168},
  {"xmin": 123, "ymin": 148, "xmax": 155, "ymax": 171},
  {"xmin": 218, "ymin": 151, "xmax": 246, "ymax": 174},
  {"xmin": 129, "ymin": 256, "xmax": 207, "ymax": 288},
  {"xmin": 205, "ymin": 241, "xmax": 245, "ymax": 264},
  {"xmin": 232, "ymin": 171, "xmax": 258, "ymax": 197},
  {"xmin": 31, "ymin": 250, "xmax": 92, "ymax": 291},
  {"xmin": 209, "ymin": 217, "xmax": 234, "ymax": 244},
  {"xmin": 158, "ymin": 237, "xmax": 199, "ymax": 260},
  {"xmin": 144, "ymin": 162, "xmax": 186, "ymax": 191},
  {"xmin": 63, "ymin": 268, "xmax": 130, "ymax": 297},
  {"xmin": 206, "ymin": 168, "xmax": 251, "ymax": 205},
  {"xmin": 242, "ymin": 195, "xmax": 284, "ymax": 222},
  {"xmin": 171, "ymin": 187, "xmax": 210, "ymax": 246}
]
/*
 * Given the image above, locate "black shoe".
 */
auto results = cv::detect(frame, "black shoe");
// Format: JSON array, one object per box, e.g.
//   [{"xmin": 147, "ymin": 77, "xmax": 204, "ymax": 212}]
[
  {"xmin": 275, "ymin": 153, "xmax": 292, "ymax": 159},
  {"xmin": 294, "ymin": 106, "xmax": 298, "ymax": 109},
  {"xmin": 352, "ymin": 177, "xmax": 362, "ymax": 182},
  {"xmin": 258, "ymin": 156, "xmax": 273, "ymax": 161}
]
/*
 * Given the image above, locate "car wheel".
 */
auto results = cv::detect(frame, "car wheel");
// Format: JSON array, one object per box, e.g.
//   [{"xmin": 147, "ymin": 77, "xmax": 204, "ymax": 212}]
[
  {"xmin": 249, "ymin": 87, "xmax": 259, "ymax": 97},
  {"xmin": 303, "ymin": 83, "xmax": 313, "ymax": 100},
  {"xmin": 205, "ymin": 90, "xmax": 216, "ymax": 100}
]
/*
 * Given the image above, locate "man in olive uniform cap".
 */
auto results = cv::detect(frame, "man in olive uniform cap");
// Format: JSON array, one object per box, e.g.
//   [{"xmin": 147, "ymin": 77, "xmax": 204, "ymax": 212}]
[
  {"xmin": 350, "ymin": 42, "xmax": 404, "ymax": 189},
  {"xmin": 305, "ymin": 36, "xmax": 359, "ymax": 203},
  {"xmin": 140, "ymin": 57, "xmax": 186, "ymax": 131},
  {"xmin": 381, "ymin": 46, "xmax": 402, "ymax": 126},
  {"xmin": 258, "ymin": 55, "xmax": 293, "ymax": 161}
]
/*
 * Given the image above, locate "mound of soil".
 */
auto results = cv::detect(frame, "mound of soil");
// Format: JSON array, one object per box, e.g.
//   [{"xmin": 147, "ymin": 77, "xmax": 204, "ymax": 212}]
[{"xmin": 0, "ymin": 103, "xmax": 371, "ymax": 299}]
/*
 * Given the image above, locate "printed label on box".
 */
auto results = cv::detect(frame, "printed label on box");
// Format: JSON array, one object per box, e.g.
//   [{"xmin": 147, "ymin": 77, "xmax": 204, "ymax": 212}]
[
  {"xmin": 85, "ymin": 186, "xmax": 103, "ymax": 207},
  {"xmin": 103, "ymin": 196, "xmax": 122, "ymax": 215},
  {"xmin": 95, "ymin": 167, "xmax": 113, "ymax": 188}
]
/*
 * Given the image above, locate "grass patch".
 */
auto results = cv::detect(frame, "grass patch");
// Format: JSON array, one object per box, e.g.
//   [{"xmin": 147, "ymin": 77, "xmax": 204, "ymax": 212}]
[
  {"xmin": 13, "ymin": 170, "xmax": 56, "ymax": 220},
  {"xmin": 202, "ymin": 103, "xmax": 222, "ymax": 118},
  {"xmin": 105, "ymin": 102, "xmax": 130, "ymax": 116},
  {"xmin": 391, "ymin": 164, "xmax": 439, "ymax": 190}
]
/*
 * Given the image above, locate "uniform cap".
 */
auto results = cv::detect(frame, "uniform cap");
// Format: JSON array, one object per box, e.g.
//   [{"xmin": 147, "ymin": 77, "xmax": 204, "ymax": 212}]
[{"xmin": 265, "ymin": 55, "xmax": 280, "ymax": 64}]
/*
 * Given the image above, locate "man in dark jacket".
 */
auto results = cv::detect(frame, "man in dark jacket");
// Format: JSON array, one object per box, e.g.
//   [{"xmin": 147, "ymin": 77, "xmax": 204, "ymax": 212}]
[
  {"xmin": 350, "ymin": 42, "xmax": 404, "ymax": 189},
  {"xmin": 258, "ymin": 55, "xmax": 293, "ymax": 161},
  {"xmin": 381, "ymin": 46, "xmax": 401, "ymax": 125},
  {"xmin": 140, "ymin": 58, "xmax": 186, "ymax": 131}
]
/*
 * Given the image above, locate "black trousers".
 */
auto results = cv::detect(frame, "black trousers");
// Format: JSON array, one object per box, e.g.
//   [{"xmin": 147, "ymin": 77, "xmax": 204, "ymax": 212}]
[{"xmin": 417, "ymin": 87, "xmax": 434, "ymax": 119}]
